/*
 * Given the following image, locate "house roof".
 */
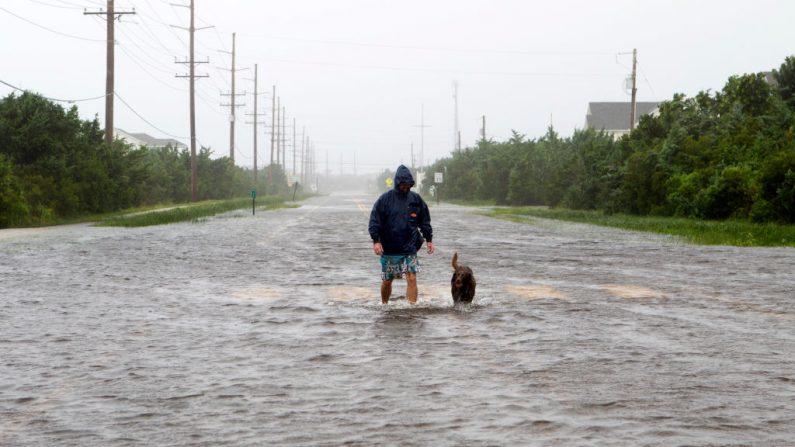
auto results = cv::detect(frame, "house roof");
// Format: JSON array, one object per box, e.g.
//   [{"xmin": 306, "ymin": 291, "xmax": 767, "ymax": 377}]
[
  {"xmin": 129, "ymin": 132, "xmax": 186, "ymax": 148},
  {"xmin": 763, "ymin": 71, "xmax": 779, "ymax": 88},
  {"xmin": 114, "ymin": 128, "xmax": 186, "ymax": 149},
  {"xmin": 585, "ymin": 102, "xmax": 660, "ymax": 131}
]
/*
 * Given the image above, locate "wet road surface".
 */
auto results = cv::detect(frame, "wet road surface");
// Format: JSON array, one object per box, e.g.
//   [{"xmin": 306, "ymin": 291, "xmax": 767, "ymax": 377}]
[{"xmin": 2, "ymin": 192, "xmax": 795, "ymax": 446}]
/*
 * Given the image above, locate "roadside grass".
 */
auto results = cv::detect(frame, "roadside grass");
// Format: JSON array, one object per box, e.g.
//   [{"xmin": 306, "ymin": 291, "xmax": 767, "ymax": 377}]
[
  {"xmin": 26, "ymin": 203, "xmax": 175, "ymax": 227},
  {"xmin": 98, "ymin": 196, "xmax": 294, "ymax": 227},
  {"xmin": 486, "ymin": 207, "xmax": 795, "ymax": 247},
  {"xmin": 441, "ymin": 198, "xmax": 497, "ymax": 207}
]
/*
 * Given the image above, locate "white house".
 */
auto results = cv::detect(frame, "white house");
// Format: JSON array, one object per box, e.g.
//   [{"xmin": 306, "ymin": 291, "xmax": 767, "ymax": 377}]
[
  {"xmin": 585, "ymin": 102, "xmax": 660, "ymax": 139},
  {"xmin": 114, "ymin": 128, "xmax": 187, "ymax": 150}
]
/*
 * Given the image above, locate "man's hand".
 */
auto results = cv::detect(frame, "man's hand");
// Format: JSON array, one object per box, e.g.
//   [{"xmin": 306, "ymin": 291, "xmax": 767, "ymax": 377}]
[
  {"xmin": 373, "ymin": 242, "xmax": 384, "ymax": 255},
  {"xmin": 426, "ymin": 242, "xmax": 435, "ymax": 254}
]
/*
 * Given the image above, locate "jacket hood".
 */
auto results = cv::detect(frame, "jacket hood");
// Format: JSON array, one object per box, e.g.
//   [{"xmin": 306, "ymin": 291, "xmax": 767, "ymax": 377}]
[{"xmin": 393, "ymin": 165, "xmax": 415, "ymax": 190}]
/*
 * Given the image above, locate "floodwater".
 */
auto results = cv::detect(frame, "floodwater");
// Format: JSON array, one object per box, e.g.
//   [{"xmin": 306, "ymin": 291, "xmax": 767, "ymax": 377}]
[{"xmin": 2, "ymin": 192, "xmax": 794, "ymax": 446}]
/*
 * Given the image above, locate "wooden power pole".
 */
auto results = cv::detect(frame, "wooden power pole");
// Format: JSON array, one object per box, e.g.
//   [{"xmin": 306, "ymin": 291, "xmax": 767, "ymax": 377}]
[
  {"xmin": 174, "ymin": 0, "xmax": 210, "ymax": 202},
  {"xmin": 270, "ymin": 86, "xmax": 276, "ymax": 166},
  {"xmin": 220, "ymin": 33, "xmax": 246, "ymax": 164},
  {"xmin": 244, "ymin": 65, "xmax": 270, "ymax": 187},
  {"xmin": 276, "ymin": 105, "xmax": 281, "ymax": 168},
  {"xmin": 301, "ymin": 126, "xmax": 306, "ymax": 185},
  {"xmin": 276, "ymin": 97, "xmax": 281, "ymax": 167},
  {"xmin": 84, "ymin": 0, "xmax": 135, "ymax": 145},
  {"xmin": 282, "ymin": 106, "xmax": 287, "ymax": 170},
  {"xmin": 252, "ymin": 64, "xmax": 259, "ymax": 184},
  {"xmin": 412, "ymin": 104, "xmax": 430, "ymax": 169},
  {"xmin": 630, "ymin": 48, "xmax": 638, "ymax": 131}
]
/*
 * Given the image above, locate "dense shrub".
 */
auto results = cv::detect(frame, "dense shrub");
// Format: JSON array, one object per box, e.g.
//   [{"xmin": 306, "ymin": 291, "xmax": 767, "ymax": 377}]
[
  {"xmin": 422, "ymin": 56, "xmax": 795, "ymax": 224},
  {"xmin": 0, "ymin": 92, "xmax": 289, "ymax": 228}
]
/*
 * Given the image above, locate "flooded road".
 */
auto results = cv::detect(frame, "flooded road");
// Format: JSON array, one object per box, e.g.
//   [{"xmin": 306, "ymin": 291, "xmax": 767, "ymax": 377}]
[{"xmin": 2, "ymin": 191, "xmax": 795, "ymax": 446}]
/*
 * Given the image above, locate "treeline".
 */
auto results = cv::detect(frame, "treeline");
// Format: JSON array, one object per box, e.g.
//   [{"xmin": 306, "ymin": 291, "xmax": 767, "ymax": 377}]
[
  {"xmin": 421, "ymin": 57, "xmax": 795, "ymax": 224},
  {"xmin": 0, "ymin": 92, "xmax": 290, "ymax": 228}
]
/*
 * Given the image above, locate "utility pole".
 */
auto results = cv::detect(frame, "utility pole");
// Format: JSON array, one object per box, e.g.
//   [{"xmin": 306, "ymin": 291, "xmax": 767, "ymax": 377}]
[
  {"xmin": 243, "ymin": 65, "xmax": 271, "ymax": 186},
  {"xmin": 219, "ymin": 32, "xmax": 246, "ymax": 164},
  {"xmin": 453, "ymin": 81, "xmax": 460, "ymax": 151},
  {"xmin": 270, "ymin": 85, "xmax": 276, "ymax": 165},
  {"xmin": 292, "ymin": 118, "xmax": 297, "ymax": 178},
  {"xmin": 300, "ymin": 129, "xmax": 306, "ymax": 185},
  {"xmin": 173, "ymin": 0, "xmax": 210, "ymax": 202},
  {"xmin": 84, "ymin": 1, "xmax": 135, "ymax": 145},
  {"xmin": 412, "ymin": 104, "xmax": 430, "ymax": 169},
  {"xmin": 276, "ymin": 98, "xmax": 281, "ymax": 167},
  {"xmin": 250, "ymin": 64, "xmax": 259, "ymax": 184},
  {"xmin": 481, "ymin": 115, "xmax": 486, "ymax": 141},
  {"xmin": 281, "ymin": 106, "xmax": 287, "ymax": 171},
  {"xmin": 630, "ymin": 48, "xmax": 638, "ymax": 131},
  {"xmin": 311, "ymin": 139, "xmax": 316, "ymax": 187},
  {"xmin": 303, "ymin": 135, "xmax": 309, "ymax": 185}
]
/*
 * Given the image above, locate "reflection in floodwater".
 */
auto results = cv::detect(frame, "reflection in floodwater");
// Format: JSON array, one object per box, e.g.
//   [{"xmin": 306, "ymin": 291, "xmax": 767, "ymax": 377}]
[{"xmin": 1, "ymin": 192, "xmax": 794, "ymax": 446}]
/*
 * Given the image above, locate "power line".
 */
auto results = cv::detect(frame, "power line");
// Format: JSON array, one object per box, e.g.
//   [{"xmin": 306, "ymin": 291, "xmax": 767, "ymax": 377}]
[
  {"xmin": 0, "ymin": 78, "xmax": 110, "ymax": 103},
  {"xmin": 0, "ymin": 5, "xmax": 105, "ymax": 41},
  {"xmin": 637, "ymin": 61, "xmax": 657, "ymax": 97},
  {"xmin": 26, "ymin": 0, "xmax": 83, "ymax": 10},
  {"xmin": 251, "ymin": 56, "xmax": 622, "ymax": 78},
  {"xmin": 114, "ymin": 17, "xmax": 179, "ymax": 59},
  {"xmin": 49, "ymin": 0, "xmax": 104, "ymax": 8},
  {"xmin": 138, "ymin": 0, "xmax": 188, "ymax": 50},
  {"xmin": 236, "ymin": 32, "xmax": 615, "ymax": 57},
  {"xmin": 116, "ymin": 43, "xmax": 184, "ymax": 91},
  {"xmin": 114, "ymin": 92, "xmax": 187, "ymax": 139},
  {"xmin": 114, "ymin": 34, "xmax": 175, "ymax": 75},
  {"xmin": 127, "ymin": 4, "xmax": 183, "ymax": 56}
]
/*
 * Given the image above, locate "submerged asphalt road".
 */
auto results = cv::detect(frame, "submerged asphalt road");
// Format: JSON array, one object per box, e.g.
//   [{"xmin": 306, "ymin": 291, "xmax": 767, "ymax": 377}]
[{"xmin": 2, "ymin": 191, "xmax": 794, "ymax": 446}]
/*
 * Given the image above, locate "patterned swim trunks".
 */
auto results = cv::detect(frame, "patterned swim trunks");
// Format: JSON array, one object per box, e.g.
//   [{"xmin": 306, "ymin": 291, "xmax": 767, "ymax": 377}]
[{"xmin": 380, "ymin": 254, "xmax": 420, "ymax": 281}]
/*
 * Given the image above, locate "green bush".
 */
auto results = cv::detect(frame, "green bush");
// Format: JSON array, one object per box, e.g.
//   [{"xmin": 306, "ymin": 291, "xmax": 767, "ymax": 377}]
[
  {"xmin": 0, "ymin": 91, "xmax": 295, "ymax": 228},
  {"xmin": 699, "ymin": 166, "xmax": 755, "ymax": 219},
  {"xmin": 0, "ymin": 153, "xmax": 28, "ymax": 226}
]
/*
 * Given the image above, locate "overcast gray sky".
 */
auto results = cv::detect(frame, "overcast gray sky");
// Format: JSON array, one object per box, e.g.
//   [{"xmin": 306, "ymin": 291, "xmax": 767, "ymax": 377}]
[{"xmin": 2, "ymin": 0, "xmax": 794, "ymax": 175}]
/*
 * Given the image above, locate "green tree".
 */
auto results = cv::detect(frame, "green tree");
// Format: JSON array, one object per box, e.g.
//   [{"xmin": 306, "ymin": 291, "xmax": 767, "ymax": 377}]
[
  {"xmin": 0, "ymin": 153, "xmax": 28, "ymax": 227},
  {"xmin": 773, "ymin": 56, "xmax": 795, "ymax": 111}
]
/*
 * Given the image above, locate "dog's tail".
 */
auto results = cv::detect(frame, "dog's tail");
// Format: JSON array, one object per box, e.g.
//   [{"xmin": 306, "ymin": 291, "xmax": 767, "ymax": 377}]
[{"xmin": 452, "ymin": 252, "xmax": 459, "ymax": 269}]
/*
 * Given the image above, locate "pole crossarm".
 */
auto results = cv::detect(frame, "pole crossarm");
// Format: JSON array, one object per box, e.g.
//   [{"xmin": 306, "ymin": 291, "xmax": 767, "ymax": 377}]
[{"xmin": 83, "ymin": 9, "xmax": 136, "ymax": 19}]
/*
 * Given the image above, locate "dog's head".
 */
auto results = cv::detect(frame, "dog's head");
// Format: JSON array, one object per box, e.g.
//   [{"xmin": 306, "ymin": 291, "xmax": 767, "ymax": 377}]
[{"xmin": 452, "ymin": 266, "xmax": 474, "ymax": 289}]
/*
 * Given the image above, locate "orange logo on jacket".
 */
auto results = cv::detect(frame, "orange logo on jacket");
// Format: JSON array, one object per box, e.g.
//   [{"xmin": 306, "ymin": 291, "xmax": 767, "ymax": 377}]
[{"xmin": 410, "ymin": 213, "xmax": 417, "ymax": 218}]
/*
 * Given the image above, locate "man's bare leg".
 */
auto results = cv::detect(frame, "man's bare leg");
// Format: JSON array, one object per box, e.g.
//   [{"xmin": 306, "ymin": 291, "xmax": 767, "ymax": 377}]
[
  {"xmin": 380, "ymin": 279, "xmax": 393, "ymax": 304},
  {"xmin": 406, "ymin": 272, "xmax": 417, "ymax": 304}
]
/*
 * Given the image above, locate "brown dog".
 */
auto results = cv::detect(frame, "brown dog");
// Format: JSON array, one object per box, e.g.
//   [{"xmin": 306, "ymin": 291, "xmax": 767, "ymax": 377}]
[{"xmin": 451, "ymin": 252, "xmax": 476, "ymax": 304}]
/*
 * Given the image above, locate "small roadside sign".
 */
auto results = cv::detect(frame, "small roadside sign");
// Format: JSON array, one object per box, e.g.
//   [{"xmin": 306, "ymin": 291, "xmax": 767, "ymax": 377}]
[
  {"xmin": 386, "ymin": 177, "xmax": 393, "ymax": 188},
  {"xmin": 434, "ymin": 172, "xmax": 443, "ymax": 183}
]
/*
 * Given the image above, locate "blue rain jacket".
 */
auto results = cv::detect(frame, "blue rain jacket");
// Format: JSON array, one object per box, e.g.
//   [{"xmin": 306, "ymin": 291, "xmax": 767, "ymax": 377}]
[{"xmin": 369, "ymin": 165, "xmax": 433, "ymax": 255}]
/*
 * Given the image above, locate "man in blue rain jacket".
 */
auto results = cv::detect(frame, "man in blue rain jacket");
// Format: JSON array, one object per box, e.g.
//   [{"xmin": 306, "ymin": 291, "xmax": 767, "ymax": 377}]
[{"xmin": 369, "ymin": 165, "xmax": 435, "ymax": 304}]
